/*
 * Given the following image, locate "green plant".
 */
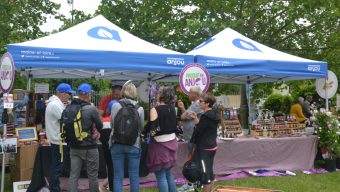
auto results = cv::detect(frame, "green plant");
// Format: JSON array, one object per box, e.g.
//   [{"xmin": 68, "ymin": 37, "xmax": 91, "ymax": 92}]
[
  {"xmin": 315, "ymin": 112, "xmax": 340, "ymax": 160},
  {"xmin": 280, "ymin": 95, "xmax": 293, "ymax": 114},
  {"xmin": 263, "ymin": 94, "xmax": 293, "ymax": 114},
  {"xmin": 263, "ymin": 94, "xmax": 282, "ymax": 113}
]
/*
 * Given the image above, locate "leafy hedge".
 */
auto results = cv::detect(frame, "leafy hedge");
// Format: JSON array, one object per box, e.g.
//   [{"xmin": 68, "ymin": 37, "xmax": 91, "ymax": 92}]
[{"xmin": 263, "ymin": 94, "xmax": 293, "ymax": 114}]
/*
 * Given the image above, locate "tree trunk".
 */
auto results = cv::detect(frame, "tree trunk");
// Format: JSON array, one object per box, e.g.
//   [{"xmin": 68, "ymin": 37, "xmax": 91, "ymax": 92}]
[{"xmin": 239, "ymin": 84, "xmax": 249, "ymax": 129}]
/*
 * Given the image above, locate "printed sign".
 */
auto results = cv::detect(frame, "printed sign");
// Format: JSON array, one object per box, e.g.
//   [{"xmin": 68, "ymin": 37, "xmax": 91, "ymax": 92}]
[
  {"xmin": 15, "ymin": 127, "xmax": 38, "ymax": 142},
  {"xmin": 179, "ymin": 63, "xmax": 210, "ymax": 95},
  {"xmin": 13, "ymin": 180, "xmax": 31, "ymax": 192},
  {"xmin": 3, "ymin": 93, "xmax": 13, "ymax": 109},
  {"xmin": 34, "ymin": 83, "xmax": 49, "ymax": 93},
  {"xmin": 0, "ymin": 52, "xmax": 15, "ymax": 93},
  {"xmin": 0, "ymin": 137, "xmax": 18, "ymax": 154}
]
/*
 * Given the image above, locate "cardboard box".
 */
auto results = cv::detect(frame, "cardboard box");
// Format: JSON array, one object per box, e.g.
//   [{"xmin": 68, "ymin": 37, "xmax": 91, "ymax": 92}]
[
  {"xmin": 13, "ymin": 89, "xmax": 25, "ymax": 100},
  {"xmin": 16, "ymin": 143, "xmax": 39, "ymax": 169},
  {"xmin": 10, "ymin": 166, "xmax": 33, "ymax": 182}
]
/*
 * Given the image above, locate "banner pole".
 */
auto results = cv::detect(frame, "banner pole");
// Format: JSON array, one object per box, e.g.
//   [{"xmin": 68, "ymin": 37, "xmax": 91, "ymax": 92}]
[{"xmin": 1, "ymin": 123, "xmax": 7, "ymax": 192}]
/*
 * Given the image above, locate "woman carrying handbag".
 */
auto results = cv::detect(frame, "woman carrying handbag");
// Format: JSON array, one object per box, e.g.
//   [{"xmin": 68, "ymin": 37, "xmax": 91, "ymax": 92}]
[{"xmin": 187, "ymin": 92, "xmax": 219, "ymax": 192}]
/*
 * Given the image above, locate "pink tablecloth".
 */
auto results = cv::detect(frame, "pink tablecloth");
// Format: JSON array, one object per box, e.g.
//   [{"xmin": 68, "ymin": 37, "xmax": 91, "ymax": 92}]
[{"xmin": 140, "ymin": 135, "xmax": 317, "ymax": 182}]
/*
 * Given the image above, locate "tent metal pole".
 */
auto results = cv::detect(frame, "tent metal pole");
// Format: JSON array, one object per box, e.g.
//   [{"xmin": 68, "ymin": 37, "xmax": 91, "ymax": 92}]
[
  {"xmin": 247, "ymin": 83, "xmax": 252, "ymax": 123},
  {"xmin": 325, "ymin": 76, "xmax": 329, "ymax": 111},
  {"xmin": 1, "ymin": 135, "xmax": 5, "ymax": 192},
  {"xmin": 1, "ymin": 109, "xmax": 7, "ymax": 192},
  {"xmin": 27, "ymin": 77, "xmax": 32, "ymax": 91}
]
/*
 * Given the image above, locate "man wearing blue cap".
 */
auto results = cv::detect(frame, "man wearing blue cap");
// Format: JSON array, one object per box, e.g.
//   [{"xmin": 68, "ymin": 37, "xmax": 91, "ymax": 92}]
[
  {"xmin": 68, "ymin": 83, "xmax": 103, "ymax": 192},
  {"xmin": 45, "ymin": 83, "xmax": 75, "ymax": 192}
]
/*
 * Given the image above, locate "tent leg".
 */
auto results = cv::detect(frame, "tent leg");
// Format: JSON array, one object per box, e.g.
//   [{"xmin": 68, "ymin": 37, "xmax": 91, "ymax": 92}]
[
  {"xmin": 27, "ymin": 77, "xmax": 32, "ymax": 91},
  {"xmin": 247, "ymin": 83, "xmax": 252, "ymax": 123},
  {"xmin": 1, "ymin": 122, "xmax": 6, "ymax": 192},
  {"xmin": 325, "ymin": 77, "xmax": 329, "ymax": 111}
]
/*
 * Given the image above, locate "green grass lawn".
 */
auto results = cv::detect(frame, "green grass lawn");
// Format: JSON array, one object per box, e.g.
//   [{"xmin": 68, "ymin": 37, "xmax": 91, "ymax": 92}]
[
  {"xmin": 5, "ymin": 170, "xmax": 340, "ymax": 191},
  {"xmin": 129, "ymin": 171, "xmax": 340, "ymax": 192}
]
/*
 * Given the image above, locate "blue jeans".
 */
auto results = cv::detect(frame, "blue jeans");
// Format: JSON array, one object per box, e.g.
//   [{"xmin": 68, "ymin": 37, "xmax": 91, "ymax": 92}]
[
  {"xmin": 111, "ymin": 144, "xmax": 141, "ymax": 192},
  {"xmin": 155, "ymin": 168, "xmax": 176, "ymax": 192},
  {"xmin": 49, "ymin": 144, "xmax": 68, "ymax": 192}
]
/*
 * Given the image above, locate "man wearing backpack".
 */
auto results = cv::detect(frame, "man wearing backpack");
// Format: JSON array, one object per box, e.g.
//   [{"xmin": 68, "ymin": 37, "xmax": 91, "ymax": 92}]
[
  {"xmin": 110, "ymin": 81, "xmax": 144, "ymax": 192},
  {"xmin": 67, "ymin": 83, "xmax": 103, "ymax": 192},
  {"xmin": 46, "ymin": 83, "xmax": 75, "ymax": 192}
]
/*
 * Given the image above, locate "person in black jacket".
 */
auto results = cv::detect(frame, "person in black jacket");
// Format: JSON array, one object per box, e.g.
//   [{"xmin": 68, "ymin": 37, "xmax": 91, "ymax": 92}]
[
  {"xmin": 68, "ymin": 83, "xmax": 103, "ymax": 192},
  {"xmin": 189, "ymin": 92, "xmax": 219, "ymax": 192}
]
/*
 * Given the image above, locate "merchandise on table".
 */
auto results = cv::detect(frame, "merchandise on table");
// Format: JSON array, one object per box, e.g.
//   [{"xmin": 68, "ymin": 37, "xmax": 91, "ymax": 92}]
[
  {"xmin": 251, "ymin": 113, "xmax": 306, "ymax": 138},
  {"xmin": 217, "ymin": 105, "xmax": 242, "ymax": 139}
]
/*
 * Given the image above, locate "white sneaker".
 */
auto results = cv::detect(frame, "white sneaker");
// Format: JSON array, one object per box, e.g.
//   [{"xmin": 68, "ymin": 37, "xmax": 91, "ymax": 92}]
[
  {"xmin": 99, "ymin": 185, "xmax": 110, "ymax": 192},
  {"xmin": 177, "ymin": 183, "xmax": 194, "ymax": 192}
]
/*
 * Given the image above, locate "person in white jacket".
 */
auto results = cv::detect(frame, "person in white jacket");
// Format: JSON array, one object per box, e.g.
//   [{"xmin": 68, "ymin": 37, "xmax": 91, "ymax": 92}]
[{"xmin": 45, "ymin": 83, "xmax": 75, "ymax": 192}]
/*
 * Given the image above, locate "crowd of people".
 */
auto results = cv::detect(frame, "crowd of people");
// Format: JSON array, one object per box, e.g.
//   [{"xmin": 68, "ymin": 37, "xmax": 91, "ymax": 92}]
[{"xmin": 45, "ymin": 81, "xmax": 219, "ymax": 192}]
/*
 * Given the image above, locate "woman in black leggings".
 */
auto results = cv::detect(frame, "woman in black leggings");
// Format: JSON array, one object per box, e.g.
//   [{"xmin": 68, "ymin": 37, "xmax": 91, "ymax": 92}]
[{"xmin": 189, "ymin": 92, "xmax": 219, "ymax": 192}]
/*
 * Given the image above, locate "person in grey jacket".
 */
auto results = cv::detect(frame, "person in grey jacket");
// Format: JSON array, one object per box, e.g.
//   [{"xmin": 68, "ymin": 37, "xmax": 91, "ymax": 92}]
[
  {"xmin": 68, "ymin": 83, "xmax": 103, "ymax": 192},
  {"xmin": 110, "ymin": 81, "xmax": 144, "ymax": 192}
]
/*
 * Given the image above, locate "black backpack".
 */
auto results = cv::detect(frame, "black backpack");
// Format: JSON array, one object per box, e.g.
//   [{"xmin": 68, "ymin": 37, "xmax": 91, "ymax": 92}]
[
  {"xmin": 60, "ymin": 101, "xmax": 90, "ymax": 146},
  {"xmin": 113, "ymin": 100, "xmax": 141, "ymax": 145}
]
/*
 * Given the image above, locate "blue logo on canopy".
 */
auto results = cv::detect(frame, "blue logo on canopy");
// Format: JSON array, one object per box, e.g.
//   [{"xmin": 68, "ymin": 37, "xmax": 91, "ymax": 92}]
[
  {"xmin": 232, "ymin": 38, "xmax": 261, "ymax": 52},
  {"xmin": 87, "ymin": 26, "xmax": 121, "ymax": 41},
  {"xmin": 193, "ymin": 38, "xmax": 215, "ymax": 50}
]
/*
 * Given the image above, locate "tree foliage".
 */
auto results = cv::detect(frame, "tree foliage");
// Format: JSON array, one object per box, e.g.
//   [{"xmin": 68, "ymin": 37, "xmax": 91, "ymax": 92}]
[
  {"xmin": 0, "ymin": 0, "xmax": 60, "ymax": 89},
  {"xmin": 97, "ymin": 0, "xmax": 339, "ymax": 93},
  {"xmin": 263, "ymin": 93, "xmax": 293, "ymax": 114},
  {"xmin": 0, "ymin": 0, "xmax": 60, "ymax": 54},
  {"xmin": 2, "ymin": 0, "xmax": 339, "ymax": 103}
]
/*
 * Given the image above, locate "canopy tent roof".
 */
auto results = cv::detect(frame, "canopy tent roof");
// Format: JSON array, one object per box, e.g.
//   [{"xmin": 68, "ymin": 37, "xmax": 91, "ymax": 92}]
[
  {"xmin": 188, "ymin": 28, "xmax": 328, "ymax": 83},
  {"xmin": 7, "ymin": 15, "xmax": 193, "ymax": 81},
  {"xmin": 7, "ymin": 16, "xmax": 327, "ymax": 84}
]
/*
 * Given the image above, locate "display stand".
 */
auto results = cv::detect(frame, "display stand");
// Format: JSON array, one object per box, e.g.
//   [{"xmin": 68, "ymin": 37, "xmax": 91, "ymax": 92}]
[
  {"xmin": 218, "ymin": 105, "xmax": 242, "ymax": 138},
  {"xmin": 13, "ymin": 90, "xmax": 28, "ymax": 128}
]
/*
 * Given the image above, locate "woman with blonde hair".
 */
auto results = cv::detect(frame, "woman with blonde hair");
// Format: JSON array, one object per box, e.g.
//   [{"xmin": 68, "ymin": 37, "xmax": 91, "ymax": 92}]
[{"xmin": 110, "ymin": 81, "xmax": 144, "ymax": 192}]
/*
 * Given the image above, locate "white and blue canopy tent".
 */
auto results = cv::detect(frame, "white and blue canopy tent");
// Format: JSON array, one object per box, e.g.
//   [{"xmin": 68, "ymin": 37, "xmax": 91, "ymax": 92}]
[
  {"xmin": 7, "ymin": 15, "xmax": 193, "ymax": 82},
  {"xmin": 188, "ymin": 28, "xmax": 328, "ymax": 84},
  {"xmin": 7, "ymin": 17, "xmax": 327, "ymax": 85}
]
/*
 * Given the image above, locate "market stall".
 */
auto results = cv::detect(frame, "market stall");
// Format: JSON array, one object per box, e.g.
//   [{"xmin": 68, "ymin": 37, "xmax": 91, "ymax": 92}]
[
  {"xmin": 187, "ymin": 27, "xmax": 328, "ymax": 139},
  {"xmin": 7, "ymin": 15, "xmax": 193, "ymax": 82},
  {"xmin": 5, "ymin": 15, "xmax": 328, "ymax": 190},
  {"xmin": 187, "ymin": 27, "xmax": 327, "ymax": 83}
]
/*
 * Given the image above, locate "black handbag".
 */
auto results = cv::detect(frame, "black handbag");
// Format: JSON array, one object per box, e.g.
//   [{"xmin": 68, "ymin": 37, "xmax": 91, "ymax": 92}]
[
  {"xmin": 182, "ymin": 159, "xmax": 201, "ymax": 183},
  {"xmin": 182, "ymin": 149, "xmax": 201, "ymax": 183}
]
